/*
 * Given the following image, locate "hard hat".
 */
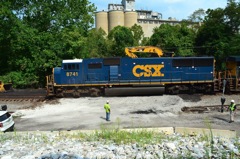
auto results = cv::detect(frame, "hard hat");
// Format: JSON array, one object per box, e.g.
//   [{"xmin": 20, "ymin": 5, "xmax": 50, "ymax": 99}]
[
  {"xmin": 106, "ymin": 100, "xmax": 109, "ymax": 103},
  {"xmin": 231, "ymin": 100, "xmax": 235, "ymax": 103}
]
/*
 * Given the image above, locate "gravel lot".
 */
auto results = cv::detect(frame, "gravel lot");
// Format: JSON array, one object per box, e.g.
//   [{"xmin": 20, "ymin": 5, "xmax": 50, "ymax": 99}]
[{"xmin": 2, "ymin": 94, "xmax": 239, "ymax": 135}]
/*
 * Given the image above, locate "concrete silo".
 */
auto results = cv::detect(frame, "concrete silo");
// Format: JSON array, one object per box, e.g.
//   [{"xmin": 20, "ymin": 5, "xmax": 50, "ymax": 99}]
[
  {"xmin": 95, "ymin": 11, "xmax": 108, "ymax": 34},
  {"xmin": 108, "ymin": 10, "xmax": 124, "ymax": 31},
  {"xmin": 124, "ymin": 11, "xmax": 137, "ymax": 28}
]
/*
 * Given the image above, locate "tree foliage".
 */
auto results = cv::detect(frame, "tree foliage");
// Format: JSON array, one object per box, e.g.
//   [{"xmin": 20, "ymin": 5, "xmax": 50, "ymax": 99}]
[
  {"xmin": 84, "ymin": 28, "xmax": 109, "ymax": 57},
  {"xmin": 188, "ymin": 8, "xmax": 206, "ymax": 22},
  {"xmin": 149, "ymin": 24, "xmax": 196, "ymax": 56},
  {"xmin": 225, "ymin": 0, "xmax": 240, "ymax": 33},
  {"xmin": 108, "ymin": 26, "xmax": 134, "ymax": 57},
  {"xmin": 0, "ymin": 0, "xmax": 96, "ymax": 88},
  {"xmin": 12, "ymin": 0, "xmax": 95, "ymax": 33},
  {"xmin": 195, "ymin": 0, "xmax": 240, "ymax": 70},
  {"xmin": 130, "ymin": 24, "xmax": 144, "ymax": 46}
]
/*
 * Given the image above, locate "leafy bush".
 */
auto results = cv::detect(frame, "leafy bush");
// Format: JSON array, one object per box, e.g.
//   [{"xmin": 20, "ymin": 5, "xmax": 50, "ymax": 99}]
[{"xmin": 0, "ymin": 71, "xmax": 39, "ymax": 88}]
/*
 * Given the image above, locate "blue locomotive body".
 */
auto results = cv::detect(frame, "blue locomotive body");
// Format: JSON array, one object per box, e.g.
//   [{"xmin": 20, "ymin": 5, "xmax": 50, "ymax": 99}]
[{"xmin": 48, "ymin": 57, "xmax": 214, "ymax": 96}]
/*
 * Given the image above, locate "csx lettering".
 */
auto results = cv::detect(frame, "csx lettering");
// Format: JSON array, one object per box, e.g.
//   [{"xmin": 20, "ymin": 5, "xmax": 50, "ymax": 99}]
[{"xmin": 132, "ymin": 65, "xmax": 164, "ymax": 77}]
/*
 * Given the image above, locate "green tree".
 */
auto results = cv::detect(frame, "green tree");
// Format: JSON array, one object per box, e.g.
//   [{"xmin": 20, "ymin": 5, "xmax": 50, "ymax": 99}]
[
  {"xmin": 11, "ymin": 0, "xmax": 96, "ymax": 34},
  {"xmin": 225, "ymin": 0, "xmax": 240, "ymax": 33},
  {"xmin": 195, "ymin": 4, "xmax": 237, "ymax": 70},
  {"xmin": 149, "ymin": 24, "xmax": 196, "ymax": 56},
  {"xmin": 0, "ymin": 1, "xmax": 21, "ymax": 74},
  {"xmin": 84, "ymin": 28, "xmax": 109, "ymax": 57},
  {"xmin": 188, "ymin": 9, "xmax": 206, "ymax": 22},
  {"xmin": 130, "ymin": 24, "xmax": 144, "ymax": 46},
  {"xmin": 0, "ymin": 0, "xmax": 96, "ymax": 87},
  {"xmin": 108, "ymin": 26, "xmax": 134, "ymax": 57}
]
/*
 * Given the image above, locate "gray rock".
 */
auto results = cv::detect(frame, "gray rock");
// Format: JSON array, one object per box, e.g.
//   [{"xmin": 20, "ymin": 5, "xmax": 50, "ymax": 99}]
[
  {"xmin": 132, "ymin": 143, "xmax": 137, "ymax": 150},
  {"xmin": 190, "ymin": 152, "xmax": 200, "ymax": 158},
  {"xmin": 20, "ymin": 155, "xmax": 36, "ymax": 159},
  {"xmin": 115, "ymin": 147, "xmax": 125, "ymax": 155},
  {"xmin": 145, "ymin": 145, "xmax": 154, "ymax": 152},
  {"xmin": 61, "ymin": 151, "xmax": 68, "ymax": 158},
  {"xmin": 156, "ymin": 151, "xmax": 163, "ymax": 158},
  {"xmin": 108, "ymin": 144, "xmax": 116, "ymax": 151},
  {"xmin": 145, "ymin": 152, "xmax": 154, "ymax": 159},
  {"xmin": 1, "ymin": 156, "xmax": 12, "ymax": 159},
  {"xmin": 40, "ymin": 154, "xmax": 51, "ymax": 158},
  {"xmin": 233, "ymin": 148, "xmax": 239, "ymax": 155},
  {"xmin": 50, "ymin": 153, "xmax": 61, "ymax": 159},
  {"xmin": 186, "ymin": 144, "xmax": 193, "ymax": 151},
  {"xmin": 135, "ymin": 153, "xmax": 143, "ymax": 159},
  {"xmin": 165, "ymin": 142, "xmax": 176, "ymax": 151}
]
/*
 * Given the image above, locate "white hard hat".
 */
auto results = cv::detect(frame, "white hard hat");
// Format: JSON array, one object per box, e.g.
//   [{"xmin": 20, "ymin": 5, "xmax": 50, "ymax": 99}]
[
  {"xmin": 106, "ymin": 100, "xmax": 109, "ymax": 103},
  {"xmin": 231, "ymin": 100, "xmax": 235, "ymax": 103}
]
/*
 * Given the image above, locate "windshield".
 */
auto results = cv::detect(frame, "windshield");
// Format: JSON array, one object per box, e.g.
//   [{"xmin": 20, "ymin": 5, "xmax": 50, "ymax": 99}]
[{"xmin": 0, "ymin": 112, "xmax": 10, "ymax": 122}]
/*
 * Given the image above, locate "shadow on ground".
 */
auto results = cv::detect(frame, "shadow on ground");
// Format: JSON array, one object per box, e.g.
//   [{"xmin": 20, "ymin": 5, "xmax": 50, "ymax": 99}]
[{"xmin": 178, "ymin": 94, "xmax": 202, "ymax": 102}]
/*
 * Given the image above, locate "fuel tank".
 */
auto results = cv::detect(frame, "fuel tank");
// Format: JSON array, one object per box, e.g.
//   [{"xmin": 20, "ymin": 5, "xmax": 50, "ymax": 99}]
[{"xmin": 105, "ymin": 87, "xmax": 165, "ymax": 96}]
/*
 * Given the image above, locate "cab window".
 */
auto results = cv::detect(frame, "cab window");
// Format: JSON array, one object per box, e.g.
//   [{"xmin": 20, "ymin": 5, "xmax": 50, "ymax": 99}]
[{"xmin": 64, "ymin": 64, "xmax": 79, "ymax": 70}]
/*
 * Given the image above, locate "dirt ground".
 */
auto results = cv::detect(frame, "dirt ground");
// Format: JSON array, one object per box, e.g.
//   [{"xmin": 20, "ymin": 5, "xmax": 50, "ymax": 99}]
[{"xmin": 3, "ymin": 94, "xmax": 240, "ymax": 135}]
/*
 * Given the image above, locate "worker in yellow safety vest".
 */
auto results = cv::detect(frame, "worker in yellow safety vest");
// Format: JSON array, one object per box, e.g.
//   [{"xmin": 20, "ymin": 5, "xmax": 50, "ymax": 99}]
[
  {"xmin": 228, "ymin": 100, "xmax": 237, "ymax": 123},
  {"xmin": 104, "ymin": 100, "xmax": 111, "ymax": 121}
]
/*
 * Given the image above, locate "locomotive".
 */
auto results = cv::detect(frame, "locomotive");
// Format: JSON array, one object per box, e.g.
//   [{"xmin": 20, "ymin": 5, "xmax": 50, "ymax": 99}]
[{"xmin": 46, "ymin": 46, "xmax": 240, "ymax": 97}]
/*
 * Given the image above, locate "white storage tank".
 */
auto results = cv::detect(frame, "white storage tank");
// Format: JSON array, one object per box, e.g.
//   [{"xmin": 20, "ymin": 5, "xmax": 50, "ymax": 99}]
[
  {"xmin": 95, "ymin": 11, "xmax": 109, "ymax": 34},
  {"xmin": 108, "ymin": 10, "xmax": 124, "ymax": 31},
  {"xmin": 124, "ymin": 11, "xmax": 137, "ymax": 28}
]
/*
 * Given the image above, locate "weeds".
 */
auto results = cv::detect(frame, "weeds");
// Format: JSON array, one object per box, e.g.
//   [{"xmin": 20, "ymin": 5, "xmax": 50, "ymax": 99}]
[
  {"xmin": 94, "ymin": 128, "xmax": 165, "ymax": 145},
  {"xmin": 203, "ymin": 117, "xmax": 215, "ymax": 158}
]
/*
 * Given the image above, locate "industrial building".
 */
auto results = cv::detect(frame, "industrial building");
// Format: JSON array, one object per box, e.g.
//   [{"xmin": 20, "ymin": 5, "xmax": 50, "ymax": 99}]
[{"xmin": 95, "ymin": 0, "xmax": 180, "ymax": 37}]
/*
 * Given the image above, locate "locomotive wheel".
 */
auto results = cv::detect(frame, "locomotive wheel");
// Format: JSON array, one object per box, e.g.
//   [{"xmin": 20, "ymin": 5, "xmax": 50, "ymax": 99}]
[
  {"xmin": 90, "ymin": 88, "xmax": 100, "ymax": 97},
  {"xmin": 171, "ymin": 89, "xmax": 179, "ymax": 95},
  {"xmin": 56, "ymin": 92, "xmax": 64, "ymax": 98},
  {"xmin": 206, "ymin": 88, "xmax": 214, "ymax": 94},
  {"xmin": 189, "ymin": 87, "xmax": 196, "ymax": 94},
  {"xmin": 56, "ymin": 89, "xmax": 64, "ymax": 98},
  {"xmin": 73, "ymin": 91, "xmax": 80, "ymax": 98},
  {"xmin": 167, "ymin": 86, "xmax": 179, "ymax": 95}
]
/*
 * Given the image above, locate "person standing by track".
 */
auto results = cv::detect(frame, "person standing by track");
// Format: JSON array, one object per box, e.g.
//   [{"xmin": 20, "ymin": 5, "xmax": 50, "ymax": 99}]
[
  {"xmin": 104, "ymin": 100, "xmax": 111, "ymax": 121},
  {"xmin": 228, "ymin": 100, "xmax": 237, "ymax": 123}
]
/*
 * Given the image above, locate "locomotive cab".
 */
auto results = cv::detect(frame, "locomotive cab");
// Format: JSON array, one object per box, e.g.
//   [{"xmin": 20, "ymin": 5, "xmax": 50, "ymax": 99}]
[
  {"xmin": 59, "ymin": 59, "xmax": 83, "ymax": 84},
  {"xmin": 46, "ymin": 59, "xmax": 83, "ymax": 97}
]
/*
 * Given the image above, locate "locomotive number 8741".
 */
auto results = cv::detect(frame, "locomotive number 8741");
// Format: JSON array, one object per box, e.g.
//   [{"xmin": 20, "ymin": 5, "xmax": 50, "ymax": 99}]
[{"xmin": 46, "ymin": 56, "xmax": 223, "ymax": 97}]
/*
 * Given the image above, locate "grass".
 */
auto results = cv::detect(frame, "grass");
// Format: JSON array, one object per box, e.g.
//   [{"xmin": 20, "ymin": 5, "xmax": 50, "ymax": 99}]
[
  {"xmin": 94, "ymin": 127, "xmax": 165, "ymax": 145},
  {"xmin": 59, "ymin": 124, "xmax": 166, "ymax": 145}
]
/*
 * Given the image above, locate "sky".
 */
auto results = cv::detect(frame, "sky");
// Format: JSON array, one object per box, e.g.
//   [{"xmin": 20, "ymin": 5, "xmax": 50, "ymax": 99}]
[{"xmin": 89, "ymin": 0, "xmax": 228, "ymax": 20}]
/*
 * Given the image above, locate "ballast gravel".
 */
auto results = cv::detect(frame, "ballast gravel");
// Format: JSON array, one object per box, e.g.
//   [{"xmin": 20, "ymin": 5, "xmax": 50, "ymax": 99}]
[{"xmin": 0, "ymin": 131, "xmax": 239, "ymax": 159}]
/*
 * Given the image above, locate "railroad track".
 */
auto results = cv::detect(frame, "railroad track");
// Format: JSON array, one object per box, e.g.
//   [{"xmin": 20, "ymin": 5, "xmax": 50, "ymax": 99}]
[
  {"xmin": 0, "ymin": 89, "xmax": 46, "ymax": 102},
  {"xmin": 181, "ymin": 105, "xmax": 240, "ymax": 113}
]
